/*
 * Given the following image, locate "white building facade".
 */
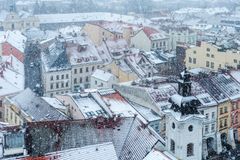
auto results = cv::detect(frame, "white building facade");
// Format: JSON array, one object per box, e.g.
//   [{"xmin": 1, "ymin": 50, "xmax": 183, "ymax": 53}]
[{"xmin": 90, "ymin": 69, "xmax": 118, "ymax": 89}]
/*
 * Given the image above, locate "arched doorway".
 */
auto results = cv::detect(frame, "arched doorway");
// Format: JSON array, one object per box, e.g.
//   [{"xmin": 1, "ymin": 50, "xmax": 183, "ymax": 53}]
[
  {"xmin": 221, "ymin": 133, "xmax": 227, "ymax": 144},
  {"xmin": 221, "ymin": 133, "xmax": 232, "ymax": 151},
  {"xmin": 207, "ymin": 137, "xmax": 216, "ymax": 156}
]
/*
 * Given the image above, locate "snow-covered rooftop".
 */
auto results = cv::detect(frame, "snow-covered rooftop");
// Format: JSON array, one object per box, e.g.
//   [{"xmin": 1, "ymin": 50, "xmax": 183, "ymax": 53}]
[
  {"xmin": 32, "ymin": 142, "xmax": 118, "ymax": 160},
  {"xmin": 100, "ymin": 90, "xmax": 147, "ymax": 124},
  {"xmin": 42, "ymin": 97, "xmax": 66, "ymax": 111},
  {"xmin": 10, "ymin": 88, "xmax": 68, "ymax": 121},
  {"xmin": 0, "ymin": 55, "xmax": 24, "ymax": 97},
  {"xmin": 143, "ymin": 148, "xmax": 173, "ymax": 160},
  {"xmin": 196, "ymin": 93, "xmax": 217, "ymax": 107},
  {"xmin": 144, "ymin": 52, "xmax": 167, "ymax": 65},
  {"xmin": 66, "ymin": 35, "xmax": 103, "ymax": 66},
  {"xmin": 0, "ymin": 31, "xmax": 27, "ymax": 53},
  {"xmin": 71, "ymin": 93, "xmax": 108, "ymax": 119},
  {"xmin": 105, "ymin": 39, "xmax": 129, "ymax": 55},
  {"xmin": 92, "ymin": 69, "xmax": 115, "ymax": 82},
  {"xmin": 175, "ymin": 7, "xmax": 229, "ymax": 15},
  {"xmin": 164, "ymin": 108, "xmax": 204, "ymax": 122},
  {"xmin": 36, "ymin": 12, "xmax": 151, "ymax": 25},
  {"xmin": 41, "ymin": 38, "xmax": 72, "ymax": 72},
  {"xmin": 130, "ymin": 101, "xmax": 161, "ymax": 122},
  {"xmin": 91, "ymin": 21, "xmax": 141, "ymax": 34},
  {"xmin": 230, "ymin": 70, "xmax": 240, "ymax": 83}
]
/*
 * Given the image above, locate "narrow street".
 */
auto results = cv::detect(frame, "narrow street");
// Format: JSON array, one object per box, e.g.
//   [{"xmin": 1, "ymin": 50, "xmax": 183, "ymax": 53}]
[{"xmin": 24, "ymin": 42, "xmax": 43, "ymax": 96}]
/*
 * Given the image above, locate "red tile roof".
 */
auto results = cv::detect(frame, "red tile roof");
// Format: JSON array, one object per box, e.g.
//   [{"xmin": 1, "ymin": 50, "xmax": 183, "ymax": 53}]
[{"xmin": 142, "ymin": 27, "xmax": 159, "ymax": 38}]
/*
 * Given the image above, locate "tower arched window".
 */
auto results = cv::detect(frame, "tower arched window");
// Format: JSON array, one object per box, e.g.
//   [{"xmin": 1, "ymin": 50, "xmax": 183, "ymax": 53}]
[
  {"xmin": 170, "ymin": 139, "xmax": 175, "ymax": 153},
  {"xmin": 187, "ymin": 143, "xmax": 194, "ymax": 157}
]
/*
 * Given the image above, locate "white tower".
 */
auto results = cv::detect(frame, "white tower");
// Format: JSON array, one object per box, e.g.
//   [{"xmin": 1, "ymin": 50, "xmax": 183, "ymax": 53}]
[{"xmin": 165, "ymin": 69, "xmax": 205, "ymax": 160}]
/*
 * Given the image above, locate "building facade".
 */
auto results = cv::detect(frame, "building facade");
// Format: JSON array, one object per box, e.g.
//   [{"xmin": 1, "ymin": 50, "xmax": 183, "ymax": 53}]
[
  {"xmin": 185, "ymin": 41, "xmax": 240, "ymax": 70},
  {"xmin": 131, "ymin": 27, "xmax": 169, "ymax": 52},
  {"xmin": 168, "ymin": 27, "xmax": 197, "ymax": 50},
  {"xmin": 83, "ymin": 22, "xmax": 139, "ymax": 46},
  {"xmin": 91, "ymin": 69, "xmax": 118, "ymax": 89},
  {"xmin": 0, "ymin": 12, "xmax": 40, "ymax": 31}
]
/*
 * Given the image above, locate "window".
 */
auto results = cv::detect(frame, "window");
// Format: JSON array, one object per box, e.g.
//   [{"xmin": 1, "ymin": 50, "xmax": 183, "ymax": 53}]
[
  {"xmin": 50, "ymin": 76, "xmax": 53, "ymax": 81},
  {"xmin": 206, "ymin": 61, "xmax": 209, "ymax": 67},
  {"xmin": 11, "ymin": 24, "xmax": 15, "ymax": 30},
  {"xmin": 56, "ymin": 75, "xmax": 59, "ymax": 80},
  {"xmin": 211, "ymin": 62, "xmax": 214, "ymax": 69},
  {"xmin": 50, "ymin": 83, "xmax": 53, "ymax": 89},
  {"xmin": 0, "ymin": 112, "xmax": 2, "ymax": 119},
  {"xmin": 86, "ymin": 67, "xmax": 89, "ymax": 72},
  {"xmin": 211, "ymin": 54, "xmax": 214, "ymax": 58},
  {"xmin": 74, "ymin": 69, "xmax": 77, "ymax": 74},
  {"xmin": 61, "ymin": 75, "xmax": 64, "ymax": 79},
  {"xmin": 95, "ymin": 81, "xmax": 97, "ymax": 85},
  {"xmin": 172, "ymin": 123, "xmax": 175, "ymax": 129},
  {"xmin": 66, "ymin": 82, "xmax": 69, "ymax": 87},
  {"xmin": 86, "ymin": 76, "xmax": 89, "ymax": 82},
  {"xmin": 170, "ymin": 139, "xmax": 175, "ymax": 153},
  {"xmin": 224, "ymin": 119, "xmax": 227, "ymax": 127},
  {"xmin": 205, "ymin": 125, "xmax": 209, "ymax": 133},
  {"xmin": 212, "ymin": 112, "xmax": 215, "ymax": 119},
  {"xmin": 61, "ymin": 82, "xmax": 64, "ymax": 88},
  {"xmin": 15, "ymin": 115, "xmax": 17, "ymax": 124},
  {"xmin": 206, "ymin": 113, "xmax": 209, "ymax": 119},
  {"xmin": 80, "ymin": 68, "xmax": 82, "ymax": 73},
  {"xmin": 207, "ymin": 48, "xmax": 210, "ymax": 52},
  {"xmin": 206, "ymin": 53, "xmax": 210, "ymax": 57},
  {"xmin": 220, "ymin": 120, "xmax": 223, "ymax": 128},
  {"xmin": 80, "ymin": 77, "xmax": 82, "ymax": 83},
  {"xmin": 92, "ymin": 66, "xmax": 95, "ymax": 71},
  {"xmin": 97, "ymin": 65, "xmax": 100, "ymax": 69},
  {"xmin": 66, "ymin": 74, "xmax": 69, "ymax": 79},
  {"xmin": 234, "ymin": 59, "xmax": 237, "ymax": 63},
  {"xmin": 220, "ymin": 108, "xmax": 223, "ymax": 114},
  {"xmin": 188, "ymin": 125, "xmax": 193, "ymax": 132},
  {"xmin": 163, "ymin": 41, "xmax": 166, "ymax": 46},
  {"xmin": 224, "ymin": 106, "xmax": 227, "ymax": 113},
  {"xmin": 10, "ymin": 112, "xmax": 13, "ymax": 120},
  {"xmin": 56, "ymin": 83, "xmax": 59, "ymax": 89},
  {"xmin": 187, "ymin": 143, "xmax": 194, "ymax": 157},
  {"xmin": 0, "ymin": 100, "xmax": 2, "ymax": 107},
  {"xmin": 74, "ymin": 78, "xmax": 77, "ymax": 84},
  {"xmin": 211, "ymin": 124, "xmax": 215, "ymax": 132},
  {"xmin": 189, "ymin": 57, "xmax": 192, "ymax": 63},
  {"xmin": 152, "ymin": 43, "xmax": 155, "ymax": 48},
  {"xmin": 193, "ymin": 58, "xmax": 196, "ymax": 64},
  {"xmin": 193, "ymin": 50, "xmax": 196, "ymax": 54}
]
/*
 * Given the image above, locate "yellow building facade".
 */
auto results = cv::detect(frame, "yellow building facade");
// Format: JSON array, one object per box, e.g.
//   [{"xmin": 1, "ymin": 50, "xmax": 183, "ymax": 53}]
[
  {"xmin": 103, "ymin": 61, "xmax": 138, "ymax": 83},
  {"xmin": 4, "ymin": 98, "xmax": 26, "ymax": 126},
  {"xmin": 217, "ymin": 101, "xmax": 232, "ymax": 141},
  {"xmin": 82, "ymin": 22, "xmax": 134, "ymax": 46},
  {"xmin": 185, "ymin": 42, "xmax": 240, "ymax": 70}
]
